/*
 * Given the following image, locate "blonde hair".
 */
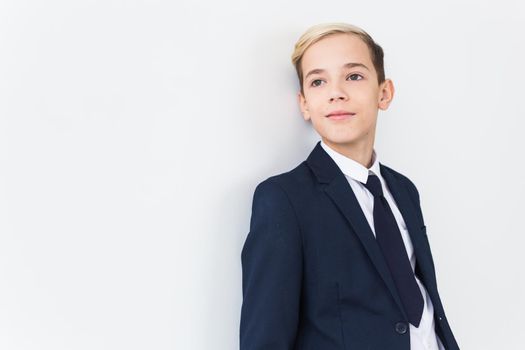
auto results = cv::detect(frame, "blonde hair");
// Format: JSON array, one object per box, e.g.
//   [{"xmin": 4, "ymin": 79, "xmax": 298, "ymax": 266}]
[{"xmin": 291, "ymin": 22, "xmax": 385, "ymax": 95}]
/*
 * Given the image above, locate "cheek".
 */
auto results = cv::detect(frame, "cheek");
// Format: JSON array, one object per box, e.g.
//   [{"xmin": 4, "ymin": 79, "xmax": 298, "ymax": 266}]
[{"xmin": 307, "ymin": 96, "xmax": 326, "ymax": 113}]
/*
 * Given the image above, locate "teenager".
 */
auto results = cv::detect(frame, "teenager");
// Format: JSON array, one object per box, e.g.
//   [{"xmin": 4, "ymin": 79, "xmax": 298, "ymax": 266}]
[{"xmin": 240, "ymin": 22, "xmax": 460, "ymax": 350}]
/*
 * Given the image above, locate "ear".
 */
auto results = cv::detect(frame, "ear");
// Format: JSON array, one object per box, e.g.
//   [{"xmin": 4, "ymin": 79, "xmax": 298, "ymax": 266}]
[
  {"xmin": 297, "ymin": 91, "xmax": 311, "ymax": 121},
  {"xmin": 378, "ymin": 79, "xmax": 395, "ymax": 110}
]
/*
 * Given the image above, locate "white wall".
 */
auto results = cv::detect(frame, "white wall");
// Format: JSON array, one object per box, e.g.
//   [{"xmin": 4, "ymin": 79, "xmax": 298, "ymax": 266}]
[{"xmin": 1, "ymin": 1, "xmax": 524, "ymax": 349}]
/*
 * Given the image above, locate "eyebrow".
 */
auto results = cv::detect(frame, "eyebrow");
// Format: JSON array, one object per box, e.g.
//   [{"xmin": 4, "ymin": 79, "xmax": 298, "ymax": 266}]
[{"xmin": 304, "ymin": 62, "xmax": 370, "ymax": 80}]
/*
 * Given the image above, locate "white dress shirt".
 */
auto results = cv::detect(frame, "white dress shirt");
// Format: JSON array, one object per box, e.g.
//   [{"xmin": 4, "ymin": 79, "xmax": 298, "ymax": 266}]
[{"xmin": 320, "ymin": 141, "xmax": 445, "ymax": 350}]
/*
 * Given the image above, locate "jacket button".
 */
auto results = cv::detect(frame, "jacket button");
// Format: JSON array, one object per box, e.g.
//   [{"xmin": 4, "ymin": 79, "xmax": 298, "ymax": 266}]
[{"xmin": 395, "ymin": 322, "xmax": 408, "ymax": 334}]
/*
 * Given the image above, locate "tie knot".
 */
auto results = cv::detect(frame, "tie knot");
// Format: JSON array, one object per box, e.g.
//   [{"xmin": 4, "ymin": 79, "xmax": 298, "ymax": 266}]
[{"xmin": 362, "ymin": 174, "xmax": 383, "ymax": 198}]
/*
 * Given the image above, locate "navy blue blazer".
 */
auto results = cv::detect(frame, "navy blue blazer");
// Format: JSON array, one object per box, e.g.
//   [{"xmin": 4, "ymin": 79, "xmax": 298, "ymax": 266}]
[{"xmin": 240, "ymin": 141, "xmax": 460, "ymax": 350}]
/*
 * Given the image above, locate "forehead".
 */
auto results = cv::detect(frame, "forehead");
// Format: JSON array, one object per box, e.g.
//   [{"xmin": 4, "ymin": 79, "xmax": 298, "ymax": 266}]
[{"xmin": 301, "ymin": 33, "xmax": 373, "ymax": 73}]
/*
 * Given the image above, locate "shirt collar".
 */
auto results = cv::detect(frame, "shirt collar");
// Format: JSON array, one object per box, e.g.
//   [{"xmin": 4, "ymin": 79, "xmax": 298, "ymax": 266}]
[{"xmin": 320, "ymin": 140, "xmax": 380, "ymax": 184}]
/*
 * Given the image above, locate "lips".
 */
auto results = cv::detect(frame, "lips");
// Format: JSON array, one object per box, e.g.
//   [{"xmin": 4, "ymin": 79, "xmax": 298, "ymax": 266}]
[{"xmin": 326, "ymin": 110, "xmax": 355, "ymax": 118}]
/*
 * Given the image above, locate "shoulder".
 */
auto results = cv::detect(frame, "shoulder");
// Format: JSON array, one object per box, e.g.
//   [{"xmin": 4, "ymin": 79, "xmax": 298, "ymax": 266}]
[
  {"xmin": 246, "ymin": 165, "xmax": 307, "ymax": 244},
  {"xmin": 252, "ymin": 161, "xmax": 314, "ymax": 200},
  {"xmin": 380, "ymin": 163, "xmax": 421, "ymax": 204}
]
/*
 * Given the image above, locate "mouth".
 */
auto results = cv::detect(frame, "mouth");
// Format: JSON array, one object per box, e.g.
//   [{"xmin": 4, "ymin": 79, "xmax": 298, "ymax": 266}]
[{"xmin": 326, "ymin": 111, "xmax": 356, "ymax": 120}]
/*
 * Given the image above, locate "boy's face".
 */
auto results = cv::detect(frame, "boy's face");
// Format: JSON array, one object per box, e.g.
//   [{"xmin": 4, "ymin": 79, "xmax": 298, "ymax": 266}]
[{"xmin": 298, "ymin": 33, "xmax": 394, "ymax": 154}]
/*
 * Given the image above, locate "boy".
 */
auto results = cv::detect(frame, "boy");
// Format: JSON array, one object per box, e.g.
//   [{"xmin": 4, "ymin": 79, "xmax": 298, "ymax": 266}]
[{"xmin": 240, "ymin": 22, "xmax": 459, "ymax": 350}]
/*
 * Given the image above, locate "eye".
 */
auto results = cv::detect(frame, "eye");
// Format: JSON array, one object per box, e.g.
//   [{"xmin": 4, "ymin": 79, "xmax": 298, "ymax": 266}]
[
  {"xmin": 310, "ymin": 79, "xmax": 323, "ymax": 87},
  {"xmin": 347, "ymin": 73, "xmax": 363, "ymax": 81}
]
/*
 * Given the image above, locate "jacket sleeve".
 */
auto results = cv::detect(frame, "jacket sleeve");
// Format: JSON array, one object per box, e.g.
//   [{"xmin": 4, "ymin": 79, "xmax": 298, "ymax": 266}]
[{"xmin": 240, "ymin": 179, "xmax": 303, "ymax": 350}]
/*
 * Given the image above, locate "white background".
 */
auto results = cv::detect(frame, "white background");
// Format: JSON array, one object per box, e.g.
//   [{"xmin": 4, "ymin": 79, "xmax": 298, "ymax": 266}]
[{"xmin": 1, "ymin": 1, "xmax": 524, "ymax": 349}]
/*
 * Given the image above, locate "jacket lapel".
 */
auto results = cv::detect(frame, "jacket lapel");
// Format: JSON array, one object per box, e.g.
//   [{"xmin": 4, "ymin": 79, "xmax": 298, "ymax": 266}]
[
  {"xmin": 306, "ymin": 141, "xmax": 436, "ymax": 319},
  {"xmin": 380, "ymin": 165, "xmax": 437, "ymax": 294}
]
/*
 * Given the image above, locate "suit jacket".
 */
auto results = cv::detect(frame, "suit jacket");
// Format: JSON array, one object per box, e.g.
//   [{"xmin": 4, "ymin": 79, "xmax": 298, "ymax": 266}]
[{"xmin": 240, "ymin": 141, "xmax": 460, "ymax": 350}]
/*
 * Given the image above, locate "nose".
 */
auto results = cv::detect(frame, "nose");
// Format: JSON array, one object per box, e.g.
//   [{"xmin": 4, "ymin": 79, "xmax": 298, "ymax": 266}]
[{"xmin": 328, "ymin": 82, "xmax": 348, "ymax": 102}]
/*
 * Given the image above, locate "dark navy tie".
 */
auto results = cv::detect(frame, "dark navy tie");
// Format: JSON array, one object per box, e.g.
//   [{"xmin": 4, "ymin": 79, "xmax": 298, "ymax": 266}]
[{"xmin": 361, "ymin": 173, "xmax": 424, "ymax": 327}]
